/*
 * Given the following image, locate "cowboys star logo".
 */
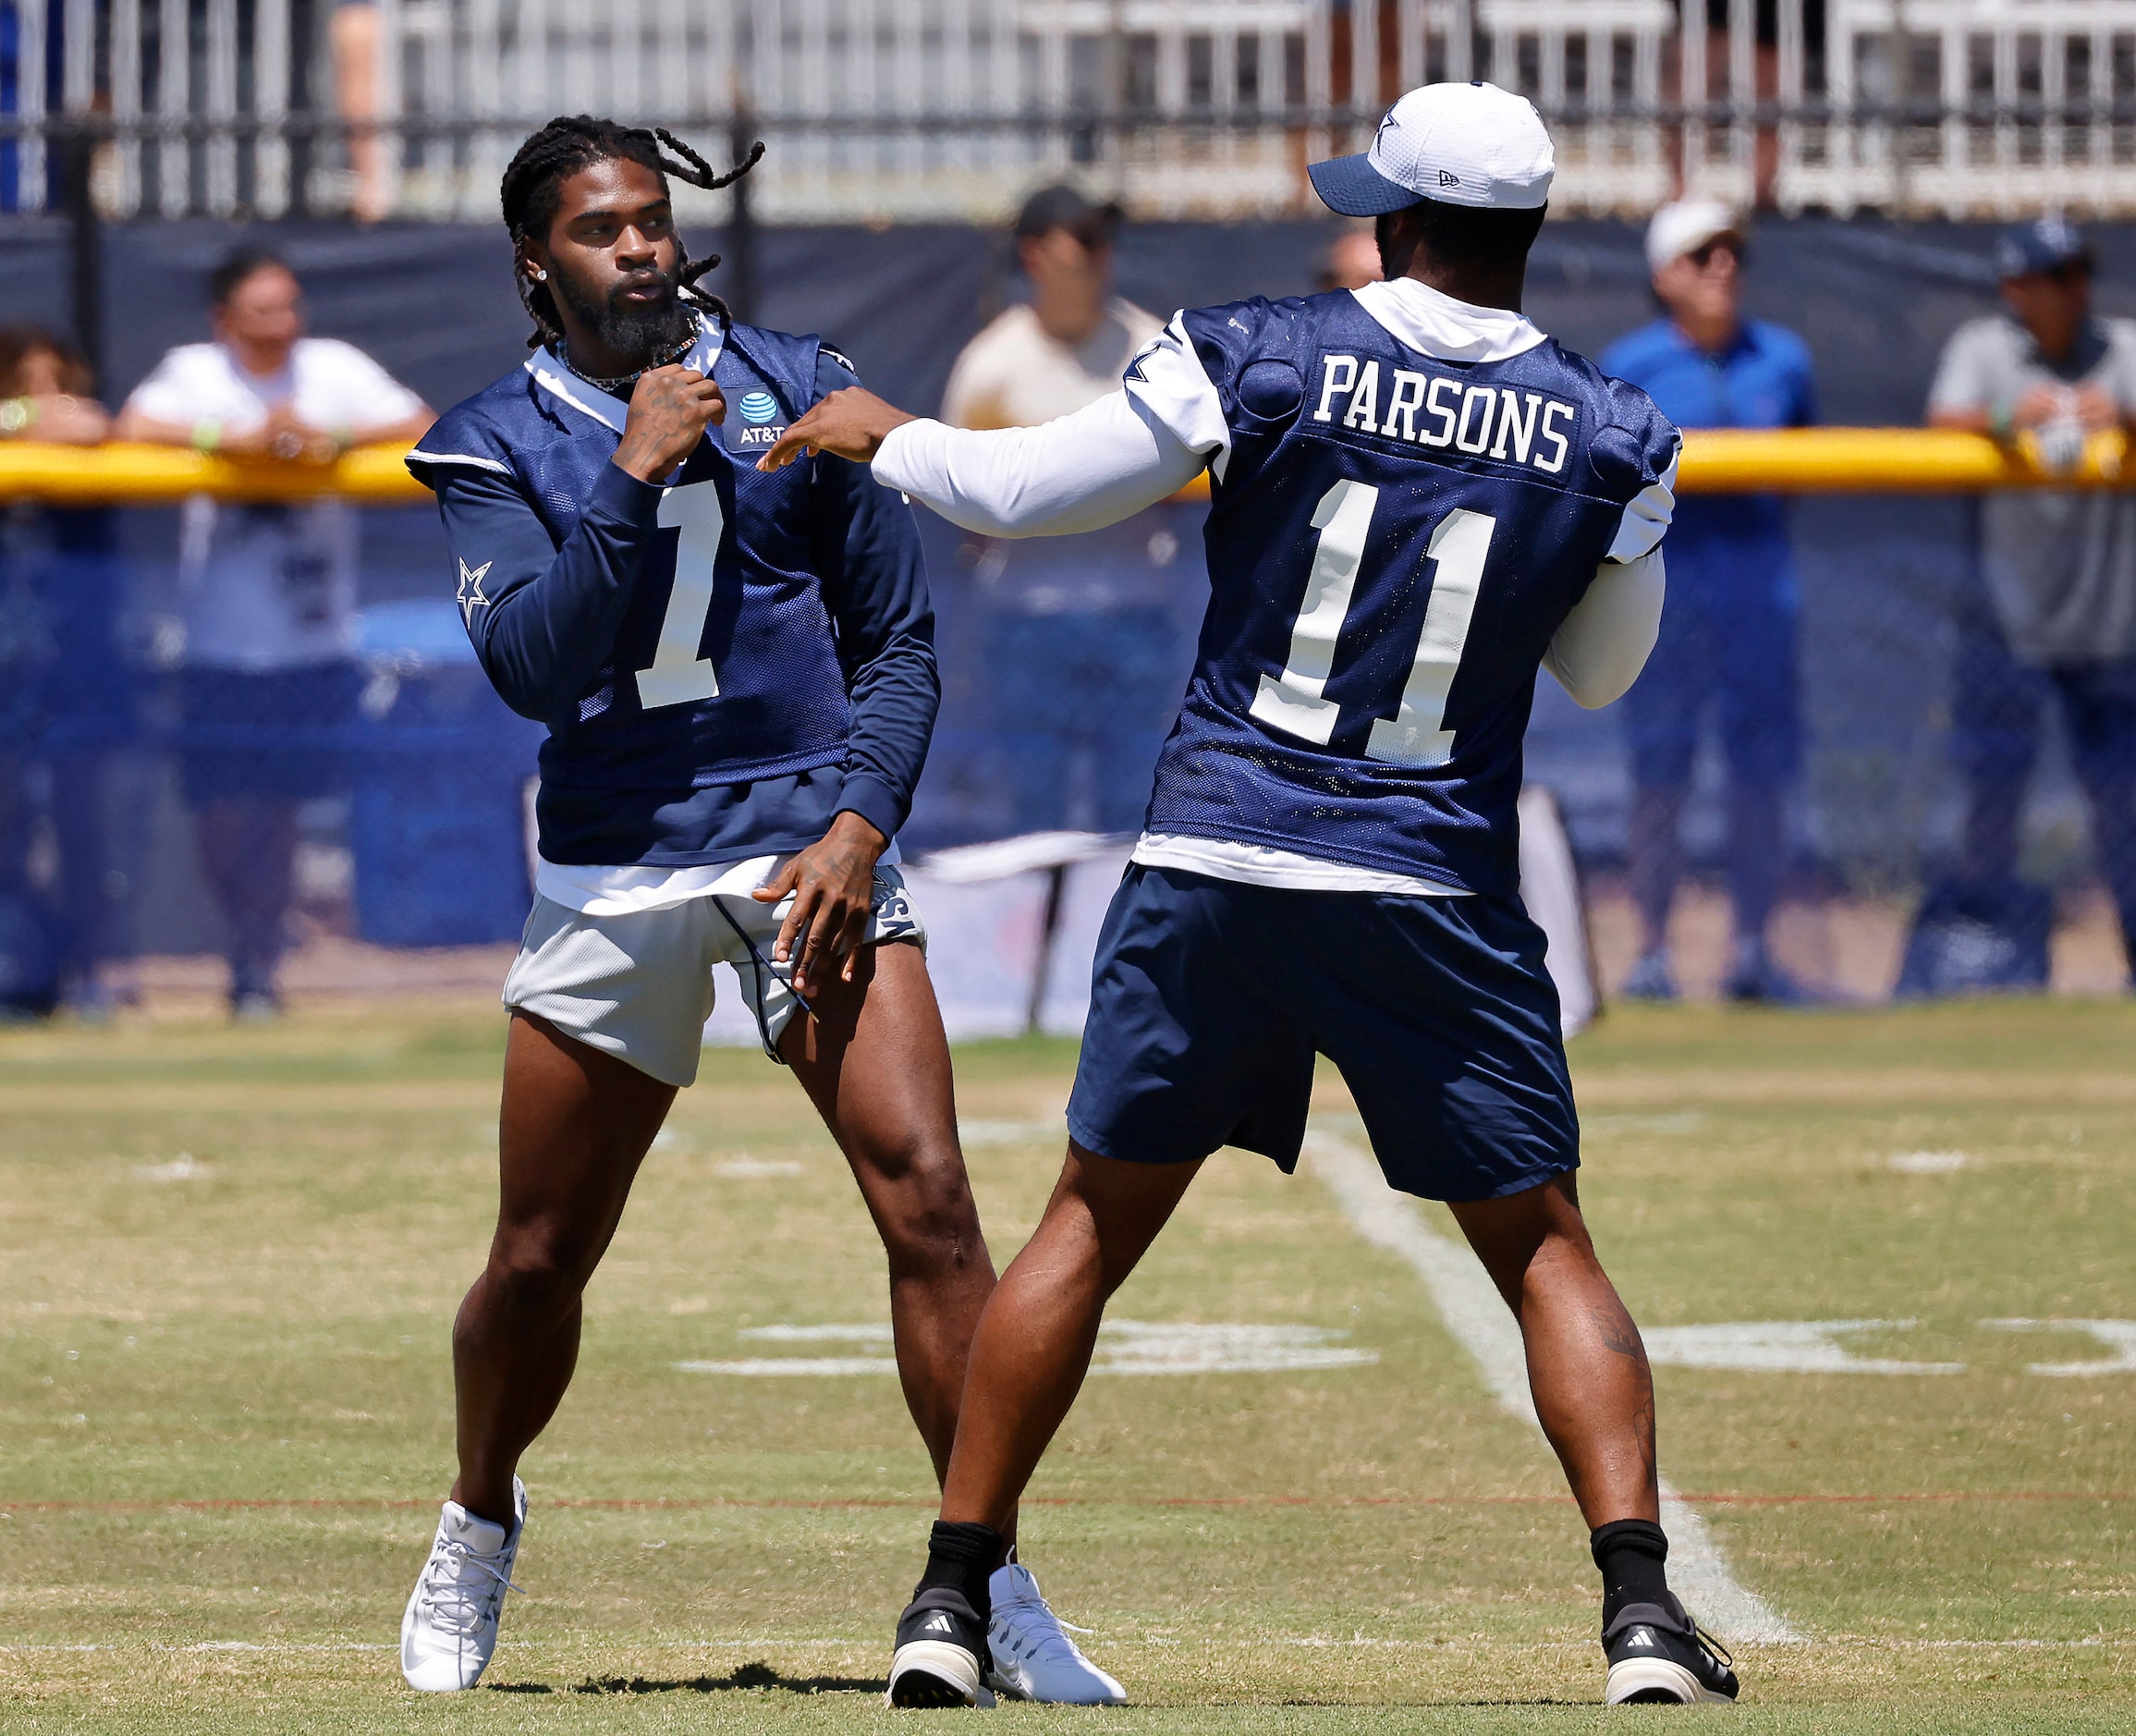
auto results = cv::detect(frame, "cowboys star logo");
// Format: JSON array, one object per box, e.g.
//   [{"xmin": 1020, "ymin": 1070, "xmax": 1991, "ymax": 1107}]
[{"xmin": 457, "ymin": 558, "xmax": 494, "ymax": 626}]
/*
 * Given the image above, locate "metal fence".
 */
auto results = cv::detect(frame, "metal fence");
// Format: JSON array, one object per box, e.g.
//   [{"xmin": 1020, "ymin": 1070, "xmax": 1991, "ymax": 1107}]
[{"xmin": 6, "ymin": 1, "xmax": 2136, "ymax": 223}]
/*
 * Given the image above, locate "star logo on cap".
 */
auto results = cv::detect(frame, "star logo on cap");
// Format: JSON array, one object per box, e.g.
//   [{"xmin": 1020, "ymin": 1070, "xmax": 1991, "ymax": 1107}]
[
  {"xmin": 1375, "ymin": 109, "xmax": 1401, "ymax": 149},
  {"xmin": 457, "ymin": 558, "xmax": 493, "ymax": 626}
]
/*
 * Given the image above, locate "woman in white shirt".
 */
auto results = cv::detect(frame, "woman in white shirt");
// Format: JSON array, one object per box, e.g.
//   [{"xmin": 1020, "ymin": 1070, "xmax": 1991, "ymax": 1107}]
[{"xmin": 116, "ymin": 251, "xmax": 432, "ymax": 1018}]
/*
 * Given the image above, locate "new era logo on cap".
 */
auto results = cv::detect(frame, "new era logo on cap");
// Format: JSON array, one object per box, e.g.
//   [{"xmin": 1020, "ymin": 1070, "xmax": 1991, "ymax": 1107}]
[{"xmin": 1310, "ymin": 81, "xmax": 1555, "ymax": 217}]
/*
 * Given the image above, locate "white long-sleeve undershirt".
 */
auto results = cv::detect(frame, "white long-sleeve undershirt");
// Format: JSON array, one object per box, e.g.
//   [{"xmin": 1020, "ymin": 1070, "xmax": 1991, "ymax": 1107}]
[
  {"xmin": 872, "ymin": 392, "xmax": 1666, "ymax": 710},
  {"xmin": 874, "ymin": 390, "xmax": 1202, "ymax": 539}
]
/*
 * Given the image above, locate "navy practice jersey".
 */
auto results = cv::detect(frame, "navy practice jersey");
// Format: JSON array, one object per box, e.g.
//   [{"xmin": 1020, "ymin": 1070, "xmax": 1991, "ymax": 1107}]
[
  {"xmin": 1125, "ymin": 288, "xmax": 1678, "ymax": 898},
  {"xmin": 407, "ymin": 313, "xmax": 936, "ymax": 867}
]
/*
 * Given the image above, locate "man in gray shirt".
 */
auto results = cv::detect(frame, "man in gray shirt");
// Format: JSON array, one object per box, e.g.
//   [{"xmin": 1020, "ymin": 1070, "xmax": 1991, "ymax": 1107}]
[{"xmin": 1915, "ymin": 215, "xmax": 2136, "ymax": 989}]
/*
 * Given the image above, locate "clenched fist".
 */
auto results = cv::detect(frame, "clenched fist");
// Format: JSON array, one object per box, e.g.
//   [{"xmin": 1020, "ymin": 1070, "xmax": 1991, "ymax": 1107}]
[{"xmin": 612, "ymin": 365, "xmax": 726, "ymax": 482}]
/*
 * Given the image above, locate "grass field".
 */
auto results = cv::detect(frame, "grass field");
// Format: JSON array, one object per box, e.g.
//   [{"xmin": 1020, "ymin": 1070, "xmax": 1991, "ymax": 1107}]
[{"xmin": 3, "ymin": 997, "xmax": 2132, "ymax": 1733}]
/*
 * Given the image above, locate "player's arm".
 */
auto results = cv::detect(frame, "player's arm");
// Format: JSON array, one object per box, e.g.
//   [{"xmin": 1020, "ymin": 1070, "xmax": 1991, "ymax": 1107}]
[
  {"xmin": 1542, "ymin": 547, "xmax": 1666, "ymax": 709},
  {"xmin": 756, "ymin": 385, "xmax": 1205, "ymax": 538},
  {"xmin": 419, "ymin": 366, "xmax": 725, "ymax": 720},
  {"xmin": 1542, "ymin": 420, "xmax": 1675, "ymax": 708},
  {"xmin": 755, "ymin": 361, "xmax": 944, "ymax": 992},
  {"xmin": 429, "ymin": 462, "xmax": 659, "ymax": 720}
]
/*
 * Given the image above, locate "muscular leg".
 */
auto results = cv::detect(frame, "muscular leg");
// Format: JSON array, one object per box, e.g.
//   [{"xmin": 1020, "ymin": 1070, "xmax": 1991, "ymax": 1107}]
[
  {"xmin": 781, "ymin": 942, "xmax": 995, "ymax": 1485},
  {"xmin": 938, "ymin": 1143, "xmax": 1202, "ymax": 1532},
  {"xmin": 1448, "ymin": 1172, "xmax": 1658, "ymax": 1526},
  {"xmin": 449, "ymin": 1010, "xmax": 676, "ymax": 1524}
]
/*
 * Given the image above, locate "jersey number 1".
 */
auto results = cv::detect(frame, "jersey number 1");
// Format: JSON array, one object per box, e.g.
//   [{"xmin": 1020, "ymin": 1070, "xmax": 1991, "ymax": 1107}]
[
  {"xmin": 1248, "ymin": 478, "xmax": 1494, "ymax": 767},
  {"xmin": 639, "ymin": 482, "xmax": 726, "ymax": 710}
]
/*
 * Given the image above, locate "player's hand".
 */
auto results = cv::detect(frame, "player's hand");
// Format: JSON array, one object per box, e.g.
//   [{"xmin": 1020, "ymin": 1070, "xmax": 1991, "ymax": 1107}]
[
  {"xmin": 755, "ymin": 810, "xmax": 889, "ymax": 996},
  {"xmin": 613, "ymin": 365, "xmax": 726, "ymax": 482},
  {"xmin": 754, "ymin": 386, "xmax": 914, "ymax": 472}
]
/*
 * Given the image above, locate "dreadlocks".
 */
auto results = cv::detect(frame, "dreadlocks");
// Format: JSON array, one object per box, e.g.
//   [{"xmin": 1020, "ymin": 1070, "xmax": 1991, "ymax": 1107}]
[{"xmin": 499, "ymin": 115, "xmax": 764, "ymax": 353}]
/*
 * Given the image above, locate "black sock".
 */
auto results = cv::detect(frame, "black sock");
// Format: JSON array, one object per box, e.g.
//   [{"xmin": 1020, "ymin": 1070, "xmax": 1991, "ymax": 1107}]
[
  {"xmin": 914, "ymin": 1520, "xmax": 1003, "ymax": 1623},
  {"xmin": 1591, "ymin": 1518, "xmax": 1670, "ymax": 1629}
]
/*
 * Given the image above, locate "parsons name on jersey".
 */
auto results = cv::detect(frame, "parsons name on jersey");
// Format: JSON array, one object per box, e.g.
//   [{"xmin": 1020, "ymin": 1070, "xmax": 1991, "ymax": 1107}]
[
  {"xmin": 1127, "ymin": 289, "xmax": 1678, "ymax": 899},
  {"xmin": 1312, "ymin": 353, "xmax": 1578, "ymax": 477}
]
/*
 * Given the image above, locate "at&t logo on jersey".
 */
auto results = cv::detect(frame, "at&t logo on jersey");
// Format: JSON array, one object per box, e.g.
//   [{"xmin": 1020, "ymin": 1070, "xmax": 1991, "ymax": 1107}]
[
  {"xmin": 729, "ymin": 388, "xmax": 787, "ymax": 448},
  {"xmin": 1312, "ymin": 352, "xmax": 1574, "ymax": 476}
]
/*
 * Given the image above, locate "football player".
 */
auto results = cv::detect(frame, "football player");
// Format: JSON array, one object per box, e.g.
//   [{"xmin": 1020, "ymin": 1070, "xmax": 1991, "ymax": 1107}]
[
  {"xmin": 763, "ymin": 83, "xmax": 1736, "ymax": 1708},
  {"xmin": 394, "ymin": 116, "xmax": 1119, "ymax": 1705}
]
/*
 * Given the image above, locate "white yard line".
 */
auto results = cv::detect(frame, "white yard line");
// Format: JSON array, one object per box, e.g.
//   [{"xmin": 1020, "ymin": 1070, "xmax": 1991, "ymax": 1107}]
[{"xmin": 1303, "ymin": 1131, "xmax": 1802, "ymax": 1644}]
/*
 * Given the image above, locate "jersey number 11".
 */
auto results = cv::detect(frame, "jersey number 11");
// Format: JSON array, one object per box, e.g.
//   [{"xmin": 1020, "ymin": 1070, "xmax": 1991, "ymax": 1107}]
[{"xmin": 1249, "ymin": 478, "xmax": 1495, "ymax": 768}]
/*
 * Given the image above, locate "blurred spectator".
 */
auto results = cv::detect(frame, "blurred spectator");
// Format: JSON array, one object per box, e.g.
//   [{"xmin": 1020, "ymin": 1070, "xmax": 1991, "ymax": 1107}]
[
  {"xmin": 942, "ymin": 185, "xmax": 1182, "ymax": 835},
  {"xmin": 0, "ymin": 325, "xmax": 127, "ymax": 1018},
  {"xmin": 1318, "ymin": 224, "xmax": 1383, "ymax": 293},
  {"xmin": 331, "ymin": 0, "xmax": 391, "ymax": 223},
  {"xmin": 1908, "ymin": 216, "xmax": 2136, "ymax": 993},
  {"xmin": 116, "ymin": 251, "xmax": 432, "ymax": 1019},
  {"xmin": 1602, "ymin": 201, "xmax": 1817, "ymax": 1002},
  {"xmin": 945, "ymin": 186, "xmax": 1154, "ymax": 430}
]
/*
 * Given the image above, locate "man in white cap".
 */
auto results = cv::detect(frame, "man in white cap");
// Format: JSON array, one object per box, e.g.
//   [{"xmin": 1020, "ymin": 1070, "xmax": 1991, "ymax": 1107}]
[
  {"xmin": 1602, "ymin": 200, "xmax": 1818, "ymax": 1003},
  {"xmin": 763, "ymin": 83, "xmax": 1737, "ymax": 1709}
]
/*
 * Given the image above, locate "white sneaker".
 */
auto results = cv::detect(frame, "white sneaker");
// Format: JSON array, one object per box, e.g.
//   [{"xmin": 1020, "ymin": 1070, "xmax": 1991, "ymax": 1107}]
[
  {"xmin": 400, "ymin": 1479, "xmax": 526, "ymax": 1692},
  {"xmin": 986, "ymin": 1557, "xmax": 1127, "ymax": 1705}
]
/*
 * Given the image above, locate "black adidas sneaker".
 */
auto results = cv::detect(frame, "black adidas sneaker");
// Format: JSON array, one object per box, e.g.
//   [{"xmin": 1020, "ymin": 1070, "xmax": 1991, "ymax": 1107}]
[
  {"xmin": 1603, "ymin": 1592, "xmax": 1739, "ymax": 1705},
  {"xmin": 886, "ymin": 1586, "xmax": 992, "ymax": 1708}
]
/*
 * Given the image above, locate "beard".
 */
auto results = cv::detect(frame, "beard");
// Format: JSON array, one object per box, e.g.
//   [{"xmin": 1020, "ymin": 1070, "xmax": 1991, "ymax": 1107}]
[{"xmin": 551, "ymin": 265, "xmax": 697, "ymax": 366}]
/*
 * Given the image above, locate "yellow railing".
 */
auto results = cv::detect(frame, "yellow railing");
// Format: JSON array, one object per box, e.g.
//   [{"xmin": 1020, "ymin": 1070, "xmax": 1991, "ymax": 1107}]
[
  {"xmin": 0, "ymin": 428, "xmax": 2127, "ymax": 503},
  {"xmin": 0, "ymin": 442, "xmax": 431, "ymax": 505},
  {"xmin": 1680, "ymin": 427, "xmax": 2127, "ymax": 493}
]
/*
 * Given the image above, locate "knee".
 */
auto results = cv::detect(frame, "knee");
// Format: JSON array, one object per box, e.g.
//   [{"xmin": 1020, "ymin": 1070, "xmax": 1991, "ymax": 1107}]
[
  {"xmin": 482, "ymin": 1224, "xmax": 598, "ymax": 1323},
  {"xmin": 870, "ymin": 1144, "xmax": 985, "ymax": 1277}
]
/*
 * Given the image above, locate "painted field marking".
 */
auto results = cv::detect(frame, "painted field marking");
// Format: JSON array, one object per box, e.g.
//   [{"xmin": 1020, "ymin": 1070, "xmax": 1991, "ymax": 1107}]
[
  {"xmin": 676, "ymin": 1356, "xmax": 897, "ymax": 1377},
  {"xmin": 676, "ymin": 1320, "xmax": 1376, "ymax": 1378},
  {"xmin": 957, "ymin": 1118, "xmax": 1064, "ymax": 1147},
  {"xmin": 714, "ymin": 1158, "xmax": 804, "ymax": 1179},
  {"xmin": 1887, "ymin": 1151, "xmax": 1968, "ymax": 1174},
  {"xmin": 1642, "ymin": 1320, "xmax": 1965, "ymax": 1375},
  {"xmin": 1301, "ymin": 1131, "xmax": 1802, "ymax": 1644},
  {"xmin": 1099, "ymin": 1321, "xmax": 1377, "ymax": 1375},
  {"xmin": 1986, "ymin": 1319, "xmax": 2136, "ymax": 1375},
  {"xmin": 135, "ymin": 1155, "xmax": 211, "ymax": 1182}
]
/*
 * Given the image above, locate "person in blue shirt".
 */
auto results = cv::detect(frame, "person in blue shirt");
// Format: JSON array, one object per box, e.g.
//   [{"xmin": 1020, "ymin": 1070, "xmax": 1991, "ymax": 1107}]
[
  {"xmin": 767, "ymin": 81, "xmax": 1740, "ymax": 1711},
  {"xmin": 1601, "ymin": 199, "xmax": 1817, "ymax": 1002},
  {"xmin": 390, "ymin": 116, "xmax": 1116, "ymax": 1706}
]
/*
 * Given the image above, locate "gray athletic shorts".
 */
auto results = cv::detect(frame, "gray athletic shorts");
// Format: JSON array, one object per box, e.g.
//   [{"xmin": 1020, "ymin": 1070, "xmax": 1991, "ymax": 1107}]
[{"xmin": 502, "ymin": 865, "xmax": 925, "ymax": 1088}]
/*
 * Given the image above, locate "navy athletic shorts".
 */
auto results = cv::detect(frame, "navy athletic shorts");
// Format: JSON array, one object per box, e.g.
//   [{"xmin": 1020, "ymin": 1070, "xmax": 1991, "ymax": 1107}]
[{"xmin": 1065, "ymin": 865, "xmax": 1579, "ymax": 1202}]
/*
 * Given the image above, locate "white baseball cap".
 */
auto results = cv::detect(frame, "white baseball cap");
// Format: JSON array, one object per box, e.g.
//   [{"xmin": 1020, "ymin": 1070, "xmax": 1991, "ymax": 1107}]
[
  {"xmin": 1645, "ymin": 198, "xmax": 1743, "ymax": 275},
  {"xmin": 1309, "ymin": 82, "xmax": 1555, "ymax": 215}
]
